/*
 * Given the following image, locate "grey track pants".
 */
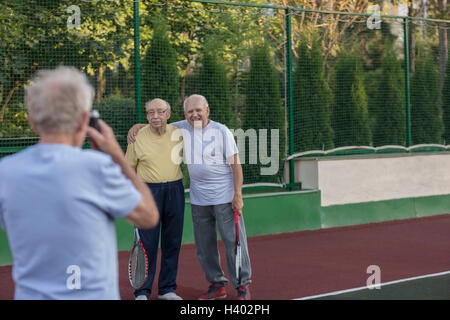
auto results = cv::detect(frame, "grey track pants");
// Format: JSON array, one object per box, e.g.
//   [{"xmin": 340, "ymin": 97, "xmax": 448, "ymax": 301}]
[{"xmin": 191, "ymin": 203, "xmax": 252, "ymax": 289}]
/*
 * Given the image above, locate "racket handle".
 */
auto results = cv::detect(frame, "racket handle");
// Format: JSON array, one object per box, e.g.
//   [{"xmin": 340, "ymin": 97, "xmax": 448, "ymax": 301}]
[
  {"xmin": 234, "ymin": 210, "xmax": 239, "ymax": 223},
  {"xmin": 234, "ymin": 210, "xmax": 240, "ymax": 239}
]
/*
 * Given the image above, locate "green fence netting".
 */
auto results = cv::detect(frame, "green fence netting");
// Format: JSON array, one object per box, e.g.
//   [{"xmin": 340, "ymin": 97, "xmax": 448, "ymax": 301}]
[{"xmin": 1, "ymin": 0, "xmax": 449, "ymax": 189}]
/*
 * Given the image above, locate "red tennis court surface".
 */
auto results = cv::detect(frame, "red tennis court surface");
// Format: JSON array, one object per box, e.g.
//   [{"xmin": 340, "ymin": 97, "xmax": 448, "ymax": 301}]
[{"xmin": 0, "ymin": 214, "xmax": 449, "ymax": 300}]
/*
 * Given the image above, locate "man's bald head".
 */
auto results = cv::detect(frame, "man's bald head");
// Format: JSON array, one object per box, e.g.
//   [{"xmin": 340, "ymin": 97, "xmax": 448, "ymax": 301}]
[
  {"xmin": 183, "ymin": 94, "xmax": 208, "ymax": 112},
  {"xmin": 145, "ymin": 98, "xmax": 170, "ymax": 112}
]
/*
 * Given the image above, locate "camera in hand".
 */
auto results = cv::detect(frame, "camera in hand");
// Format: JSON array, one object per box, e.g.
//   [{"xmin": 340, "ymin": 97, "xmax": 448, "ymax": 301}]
[{"xmin": 89, "ymin": 109, "xmax": 100, "ymax": 131}]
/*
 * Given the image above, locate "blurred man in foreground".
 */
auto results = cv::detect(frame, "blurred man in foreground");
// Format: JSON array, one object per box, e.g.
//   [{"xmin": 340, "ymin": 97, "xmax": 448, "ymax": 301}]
[{"xmin": 0, "ymin": 66, "xmax": 159, "ymax": 299}]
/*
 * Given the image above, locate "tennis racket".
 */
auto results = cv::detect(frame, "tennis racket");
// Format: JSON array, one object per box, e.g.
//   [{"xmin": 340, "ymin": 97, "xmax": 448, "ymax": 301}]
[
  {"xmin": 234, "ymin": 210, "xmax": 242, "ymax": 286},
  {"xmin": 128, "ymin": 228, "xmax": 149, "ymax": 290}
]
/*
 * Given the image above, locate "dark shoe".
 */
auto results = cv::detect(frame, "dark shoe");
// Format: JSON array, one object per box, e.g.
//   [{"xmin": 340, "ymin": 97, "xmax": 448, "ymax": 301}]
[
  {"xmin": 236, "ymin": 286, "xmax": 251, "ymax": 300},
  {"xmin": 198, "ymin": 283, "xmax": 227, "ymax": 300}
]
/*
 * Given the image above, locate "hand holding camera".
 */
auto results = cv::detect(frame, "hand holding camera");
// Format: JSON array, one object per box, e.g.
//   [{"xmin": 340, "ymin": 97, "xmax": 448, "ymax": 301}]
[
  {"xmin": 89, "ymin": 109, "xmax": 100, "ymax": 131},
  {"xmin": 87, "ymin": 110, "xmax": 124, "ymax": 161}
]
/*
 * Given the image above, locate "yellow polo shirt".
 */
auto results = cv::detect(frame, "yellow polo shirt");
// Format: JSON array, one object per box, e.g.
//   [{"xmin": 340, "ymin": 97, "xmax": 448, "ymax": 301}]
[{"xmin": 125, "ymin": 124, "xmax": 183, "ymax": 183}]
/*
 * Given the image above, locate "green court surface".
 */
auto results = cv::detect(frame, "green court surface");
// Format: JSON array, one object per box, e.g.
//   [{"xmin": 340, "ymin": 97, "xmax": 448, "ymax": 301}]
[{"xmin": 301, "ymin": 272, "xmax": 450, "ymax": 300}]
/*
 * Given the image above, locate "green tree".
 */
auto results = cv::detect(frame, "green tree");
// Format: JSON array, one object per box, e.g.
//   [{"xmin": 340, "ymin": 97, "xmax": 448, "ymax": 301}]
[
  {"xmin": 93, "ymin": 96, "xmax": 136, "ymax": 151},
  {"xmin": 332, "ymin": 52, "xmax": 372, "ymax": 147},
  {"xmin": 371, "ymin": 43, "xmax": 406, "ymax": 147},
  {"xmin": 0, "ymin": 0, "xmax": 133, "ymax": 121},
  {"xmin": 195, "ymin": 46, "xmax": 232, "ymax": 126},
  {"xmin": 141, "ymin": 17, "xmax": 181, "ymax": 121},
  {"xmin": 443, "ymin": 50, "xmax": 450, "ymax": 144},
  {"xmin": 243, "ymin": 45, "xmax": 285, "ymax": 183},
  {"xmin": 293, "ymin": 35, "xmax": 334, "ymax": 152},
  {"xmin": 141, "ymin": 1, "xmax": 284, "ymax": 102},
  {"xmin": 0, "ymin": 104, "xmax": 33, "ymax": 139},
  {"xmin": 411, "ymin": 52, "xmax": 444, "ymax": 145}
]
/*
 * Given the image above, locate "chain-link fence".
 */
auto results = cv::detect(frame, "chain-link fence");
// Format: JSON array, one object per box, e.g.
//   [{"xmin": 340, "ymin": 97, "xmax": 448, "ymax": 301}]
[{"xmin": 1, "ymin": 0, "xmax": 449, "ymax": 189}]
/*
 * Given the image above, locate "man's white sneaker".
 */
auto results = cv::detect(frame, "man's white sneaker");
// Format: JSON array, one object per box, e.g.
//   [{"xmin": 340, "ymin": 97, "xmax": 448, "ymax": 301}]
[
  {"xmin": 157, "ymin": 292, "xmax": 183, "ymax": 300},
  {"xmin": 135, "ymin": 295, "xmax": 148, "ymax": 300}
]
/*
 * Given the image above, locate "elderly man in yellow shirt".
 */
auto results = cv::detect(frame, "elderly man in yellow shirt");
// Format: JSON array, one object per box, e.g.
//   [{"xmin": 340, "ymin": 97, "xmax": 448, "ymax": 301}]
[{"xmin": 125, "ymin": 98, "xmax": 184, "ymax": 300}]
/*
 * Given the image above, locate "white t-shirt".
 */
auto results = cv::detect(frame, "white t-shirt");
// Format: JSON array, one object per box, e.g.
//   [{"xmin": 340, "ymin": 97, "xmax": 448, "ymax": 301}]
[
  {"xmin": 172, "ymin": 120, "xmax": 238, "ymax": 206},
  {"xmin": 0, "ymin": 144, "xmax": 141, "ymax": 300}
]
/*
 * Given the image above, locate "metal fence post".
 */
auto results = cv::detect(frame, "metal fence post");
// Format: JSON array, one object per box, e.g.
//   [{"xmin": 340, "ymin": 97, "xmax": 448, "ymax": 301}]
[
  {"xmin": 134, "ymin": 1, "xmax": 142, "ymax": 123},
  {"xmin": 403, "ymin": 17, "xmax": 412, "ymax": 147},
  {"xmin": 285, "ymin": 8, "xmax": 295, "ymax": 189}
]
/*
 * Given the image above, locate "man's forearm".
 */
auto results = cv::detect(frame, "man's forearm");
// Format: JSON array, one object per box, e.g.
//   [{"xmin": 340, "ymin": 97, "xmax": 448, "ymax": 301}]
[
  {"xmin": 231, "ymin": 160, "xmax": 244, "ymax": 214},
  {"xmin": 230, "ymin": 153, "xmax": 243, "ymax": 196},
  {"xmin": 232, "ymin": 163, "xmax": 243, "ymax": 195}
]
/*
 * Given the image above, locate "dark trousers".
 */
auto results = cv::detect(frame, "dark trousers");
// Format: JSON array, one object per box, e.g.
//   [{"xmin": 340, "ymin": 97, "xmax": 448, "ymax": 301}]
[{"xmin": 134, "ymin": 179, "xmax": 185, "ymax": 297}]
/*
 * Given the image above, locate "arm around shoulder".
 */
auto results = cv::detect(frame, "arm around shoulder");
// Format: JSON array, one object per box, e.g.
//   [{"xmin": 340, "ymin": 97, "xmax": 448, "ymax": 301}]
[{"xmin": 127, "ymin": 124, "xmax": 147, "ymax": 144}]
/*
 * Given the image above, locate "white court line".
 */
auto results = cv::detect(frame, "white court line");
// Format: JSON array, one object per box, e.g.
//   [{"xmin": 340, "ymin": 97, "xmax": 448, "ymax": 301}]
[{"xmin": 294, "ymin": 270, "xmax": 450, "ymax": 300}]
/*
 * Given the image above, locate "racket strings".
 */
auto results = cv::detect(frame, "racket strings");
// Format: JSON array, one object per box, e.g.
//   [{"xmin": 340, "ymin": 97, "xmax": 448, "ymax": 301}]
[{"xmin": 130, "ymin": 244, "xmax": 148, "ymax": 288}]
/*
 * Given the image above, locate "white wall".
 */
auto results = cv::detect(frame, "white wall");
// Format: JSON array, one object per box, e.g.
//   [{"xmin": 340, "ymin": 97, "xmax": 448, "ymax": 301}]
[{"xmin": 285, "ymin": 153, "xmax": 450, "ymax": 206}]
